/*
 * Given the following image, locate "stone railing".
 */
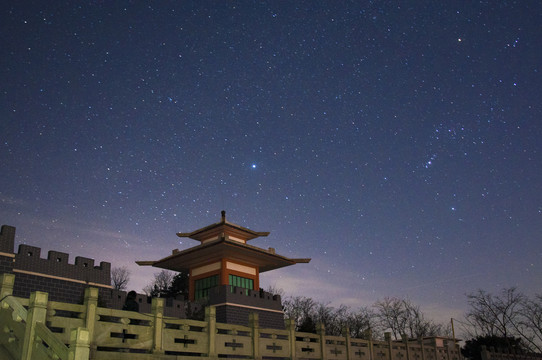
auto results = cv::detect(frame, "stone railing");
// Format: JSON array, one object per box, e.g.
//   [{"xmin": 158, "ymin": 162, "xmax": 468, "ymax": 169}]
[
  {"xmin": 481, "ymin": 345, "xmax": 542, "ymax": 360},
  {"xmin": 0, "ymin": 273, "xmax": 89, "ymax": 360},
  {"xmin": 0, "ymin": 273, "xmax": 462, "ymax": 360}
]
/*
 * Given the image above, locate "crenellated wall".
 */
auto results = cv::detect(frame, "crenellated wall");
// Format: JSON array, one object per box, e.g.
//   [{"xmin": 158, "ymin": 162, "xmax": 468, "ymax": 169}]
[
  {"xmin": 0, "ymin": 225, "xmax": 15, "ymax": 253},
  {"xmin": 0, "ymin": 224, "xmax": 285, "ymax": 326},
  {"xmin": 0, "ymin": 224, "xmax": 191, "ymax": 318},
  {"xmin": 0, "ymin": 224, "xmax": 112, "ymax": 304},
  {"xmin": 0, "ymin": 226, "xmax": 15, "ymax": 274},
  {"xmin": 208, "ymin": 285, "xmax": 285, "ymax": 328},
  {"xmin": 208, "ymin": 284, "xmax": 282, "ymax": 310},
  {"xmin": 14, "ymin": 244, "xmax": 111, "ymax": 285}
]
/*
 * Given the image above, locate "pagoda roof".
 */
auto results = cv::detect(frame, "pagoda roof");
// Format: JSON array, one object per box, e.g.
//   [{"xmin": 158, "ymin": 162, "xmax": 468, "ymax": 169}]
[
  {"xmin": 177, "ymin": 211, "xmax": 270, "ymax": 242},
  {"xmin": 136, "ymin": 235, "xmax": 310, "ymax": 273}
]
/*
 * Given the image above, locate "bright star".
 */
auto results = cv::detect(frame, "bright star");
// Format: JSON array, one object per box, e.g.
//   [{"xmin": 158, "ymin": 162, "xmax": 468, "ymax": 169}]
[{"xmin": 251, "ymin": 164, "xmax": 257, "ymax": 169}]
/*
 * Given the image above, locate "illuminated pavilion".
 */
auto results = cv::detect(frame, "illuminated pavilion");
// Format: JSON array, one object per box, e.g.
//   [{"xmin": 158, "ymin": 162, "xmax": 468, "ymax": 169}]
[{"xmin": 137, "ymin": 211, "xmax": 310, "ymax": 327}]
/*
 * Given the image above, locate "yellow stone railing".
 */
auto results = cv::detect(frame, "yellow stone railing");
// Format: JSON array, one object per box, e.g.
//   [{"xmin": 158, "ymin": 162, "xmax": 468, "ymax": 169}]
[
  {"xmin": 0, "ymin": 273, "xmax": 463, "ymax": 360},
  {"xmin": 0, "ymin": 273, "xmax": 90, "ymax": 360},
  {"xmin": 480, "ymin": 345, "xmax": 542, "ymax": 360}
]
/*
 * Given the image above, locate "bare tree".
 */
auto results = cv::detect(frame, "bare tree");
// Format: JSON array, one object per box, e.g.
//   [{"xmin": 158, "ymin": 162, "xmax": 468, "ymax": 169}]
[
  {"xmin": 143, "ymin": 270, "xmax": 175, "ymax": 297},
  {"xmin": 465, "ymin": 288, "xmax": 524, "ymax": 339},
  {"xmin": 266, "ymin": 285, "xmax": 285, "ymax": 298},
  {"xmin": 111, "ymin": 266, "xmax": 131, "ymax": 291},
  {"xmin": 347, "ymin": 306, "xmax": 379, "ymax": 339},
  {"xmin": 313, "ymin": 302, "xmax": 334, "ymax": 333},
  {"xmin": 518, "ymin": 294, "xmax": 542, "ymax": 352},
  {"xmin": 325, "ymin": 304, "xmax": 350, "ymax": 336},
  {"xmin": 374, "ymin": 297, "xmax": 445, "ymax": 340},
  {"xmin": 282, "ymin": 296, "xmax": 317, "ymax": 332},
  {"xmin": 374, "ymin": 297, "xmax": 408, "ymax": 340},
  {"xmin": 463, "ymin": 287, "xmax": 542, "ymax": 352},
  {"xmin": 402, "ymin": 299, "xmax": 446, "ymax": 338}
]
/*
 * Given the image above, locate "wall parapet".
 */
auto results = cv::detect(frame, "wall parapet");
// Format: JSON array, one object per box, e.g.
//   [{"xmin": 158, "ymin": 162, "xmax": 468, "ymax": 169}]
[
  {"xmin": 481, "ymin": 345, "xmax": 542, "ymax": 360},
  {"xmin": 14, "ymin": 244, "xmax": 111, "ymax": 285},
  {"xmin": 207, "ymin": 284, "xmax": 282, "ymax": 310},
  {"xmin": 0, "ymin": 225, "xmax": 15, "ymax": 253},
  {"xmin": 1, "ymin": 223, "xmax": 111, "ymax": 286}
]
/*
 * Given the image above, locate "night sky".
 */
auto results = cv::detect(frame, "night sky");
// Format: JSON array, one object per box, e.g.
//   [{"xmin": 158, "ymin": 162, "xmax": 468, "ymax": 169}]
[{"xmin": 1, "ymin": 1, "xmax": 541, "ymax": 323}]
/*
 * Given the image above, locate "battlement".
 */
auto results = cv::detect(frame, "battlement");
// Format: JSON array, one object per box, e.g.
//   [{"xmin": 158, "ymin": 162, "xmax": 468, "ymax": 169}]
[
  {"xmin": 208, "ymin": 285, "xmax": 282, "ymax": 311},
  {"xmin": 0, "ymin": 224, "xmax": 111, "ymax": 286},
  {"xmin": 0, "ymin": 225, "xmax": 16, "ymax": 254},
  {"xmin": 15, "ymin": 244, "xmax": 111, "ymax": 285}
]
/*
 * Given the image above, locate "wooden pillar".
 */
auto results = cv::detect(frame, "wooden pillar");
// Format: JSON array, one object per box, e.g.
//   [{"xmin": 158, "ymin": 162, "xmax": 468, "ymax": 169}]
[
  {"xmin": 68, "ymin": 327, "xmax": 90, "ymax": 360},
  {"xmin": 318, "ymin": 322, "xmax": 327, "ymax": 360},
  {"xmin": 250, "ymin": 312, "xmax": 261, "ymax": 360},
  {"xmin": 83, "ymin": 287, "xmax": 98, "ymax": 352},
  {"xmin": 152, "ymin": 297, "xmax": 164, "ymax": 354},
  {"xmin": 21, "ymin": 291, "xmax": 48, "ymax": 360},
  {"xmin": 286, "ymin": 318, "xmax": 297, "ymax": 360},
  {"xmin": 206, "ymin": 306, "xmax": 217, "ymax": 359},
  {"xmin": 0, "ymin": 273, "xmax": 14, "ymax": 299}
]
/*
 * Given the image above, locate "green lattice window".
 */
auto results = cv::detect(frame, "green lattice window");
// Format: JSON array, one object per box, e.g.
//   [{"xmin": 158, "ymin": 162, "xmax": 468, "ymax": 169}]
[
  {"xmin": 229, "ymin": 274, "xmax": 254, "ymax": 290},
  {"xmin": 194, "ymin": 275, "xmax": 219, "ymax": 300}
]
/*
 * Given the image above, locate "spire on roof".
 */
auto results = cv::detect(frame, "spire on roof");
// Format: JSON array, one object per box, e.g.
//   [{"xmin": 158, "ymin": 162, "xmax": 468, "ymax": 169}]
[{"xmin": 221, "ymin": 210, "xmax": 226, "ymax": 223}]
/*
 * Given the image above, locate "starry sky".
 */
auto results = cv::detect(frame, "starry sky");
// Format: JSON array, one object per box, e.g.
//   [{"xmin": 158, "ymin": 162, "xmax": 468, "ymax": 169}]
[{"xmin": 1, "ymin": 1, "xmax": 541, "ymax": 325}]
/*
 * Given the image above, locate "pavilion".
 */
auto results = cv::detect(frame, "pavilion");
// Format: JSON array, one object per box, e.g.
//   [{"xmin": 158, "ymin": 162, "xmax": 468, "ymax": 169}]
[{"xmin": 136, "ymin": 211, "xmax": 310, "ymax": 327}]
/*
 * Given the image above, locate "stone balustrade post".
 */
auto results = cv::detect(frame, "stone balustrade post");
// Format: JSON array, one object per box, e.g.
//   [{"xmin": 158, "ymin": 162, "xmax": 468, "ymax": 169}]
[
  {"xmin": 317, "ymin": 322, "xmax": 327, "ymax": 360},
  {"xmin": 343, "ymin": 326, "xmax": 352, "ymax": 360},
  {"xmin": 21, "ymin": 291, "xmax": 48, "ymax": 360},
  {"xmin": 83, "ymin": 287, "xmax": 98, "ymax": 352},
  {"xmin": 250, "ymin": 312, "xmax": 261, "ymax": 360},
  {"xmin": 433, "ymin": 338, "xmax": 440, "ymax": 359},
  {"xmin": 385, "ymin": 332, "xmax": 393, "ymax": 360},
  {"xmin": 366, "ymin": 329, "xmax": 374, "ymax": 360},
  {"xmin": 152, "ymin": 297, "xmax": 165, "ymax": 354},
  {"xmin": 206, "ymin": 306, "xmax": 217, "ymax": 359},
  {"xmin": 68, "ymin": 327, "xmax": 90, "ymax": 360},
  {"xmin": 402, "ymin": 334, "xmax": 410, "ymax": 360},
  {"xmin": 286, "ymin": 318, "xmax": 297, "ymax": 360},
  {"xmin": 418, "ymin": 337, "xmax": 426, "ymax": 360},
  {"xmin": 0, "ymin": 273, "xmax": 14, "ymax": 299},
  {"xmin": 481, "ymin": 345, "xmax": 489, "ymax": 360}
]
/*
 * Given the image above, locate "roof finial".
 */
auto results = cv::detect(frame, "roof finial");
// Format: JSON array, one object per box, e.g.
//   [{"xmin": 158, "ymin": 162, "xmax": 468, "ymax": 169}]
[{"xmin": 221, "ymin": 210, "xmax": 226, "ymax": 223}]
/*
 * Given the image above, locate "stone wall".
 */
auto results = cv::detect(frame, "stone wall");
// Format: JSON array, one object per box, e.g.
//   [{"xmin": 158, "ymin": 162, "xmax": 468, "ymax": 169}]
[
  {"xmin": 0, "ymin": 224, "xmax": 193, "ymax": 318},
  {"xmin": 208, "ymin": 284, "xmax": 282, "ymax": 310},
  {"xmin": 0, "ymin": 224, "xmax": 113, "ymax": 305},
  {"xmin": 14, "ymin": 244, "xmax": 110, "ymax": 285},
  {"xmin": 0, "ymin": 225, "xmax": 15, "ymax": 253},
  {"xmin": 0, "ymin": 226, "xmax": 15, "ymax": 274},
  {"xmin": 209, "ymin": 285, "xmax": 285, "ymax": 328}
]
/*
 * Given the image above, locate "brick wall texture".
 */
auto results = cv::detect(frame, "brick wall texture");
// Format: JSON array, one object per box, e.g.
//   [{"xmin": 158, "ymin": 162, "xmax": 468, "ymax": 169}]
[
  {"xmin": 215, "ymin": 304, "xmax": 285, "ymax": 329},
  {"xmin": 0, "ymin": 225, "xmax": 15, "ymax": 253},
  {"xmin": 14, "ymin": 244, "xmax": 111, "ymax": 285},
  {"xmin": 0, "ymin": 254, "xmax": 14, "ymax": 274},
  {"xmin": 12, "ymin": 271, "xmax": 87, "ymax": 303}
]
